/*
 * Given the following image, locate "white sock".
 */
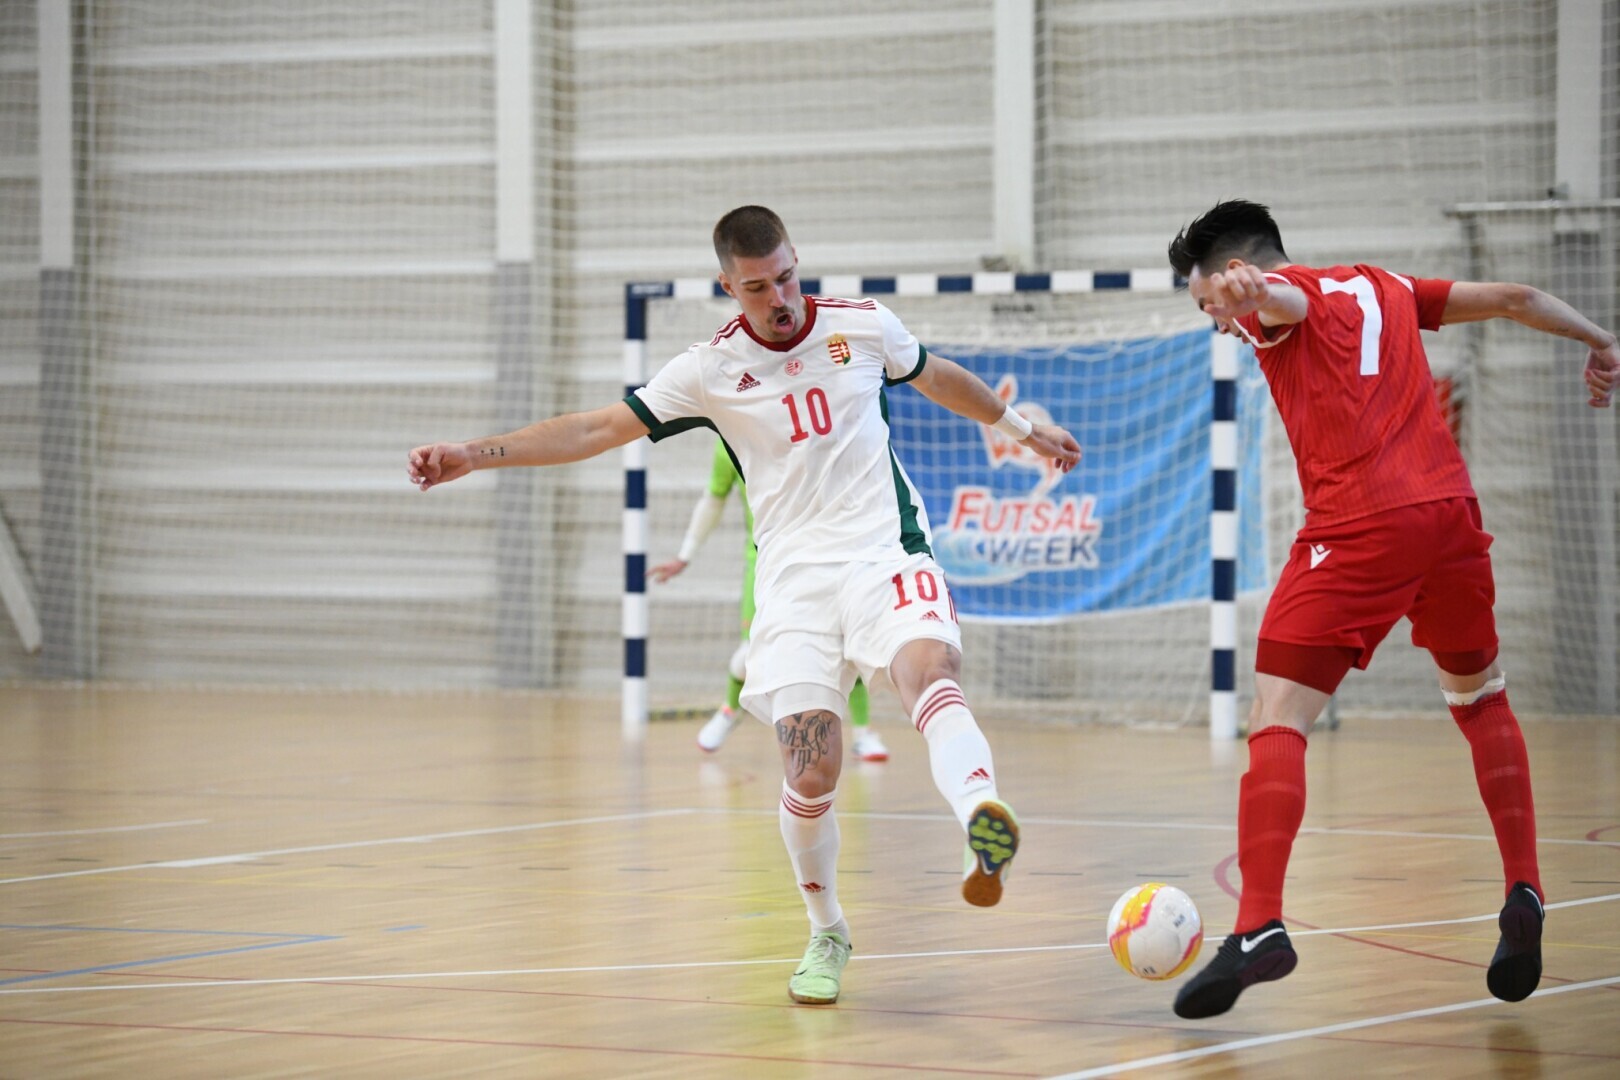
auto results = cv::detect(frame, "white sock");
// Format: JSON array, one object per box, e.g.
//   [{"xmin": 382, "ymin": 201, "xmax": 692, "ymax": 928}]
[
  {"xmin": 911, "ymin": 679, "xmax": 999, "ymax": 828},
  {"xmin": 779, "ymin": 783, "xmax": 844, "ymax": 932}
]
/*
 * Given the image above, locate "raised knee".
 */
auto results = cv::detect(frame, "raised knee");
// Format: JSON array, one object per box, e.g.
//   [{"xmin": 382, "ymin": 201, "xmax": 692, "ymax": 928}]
[{"xmin": 776, "ymin": 704, "xmax": 843, "ymax": 794}]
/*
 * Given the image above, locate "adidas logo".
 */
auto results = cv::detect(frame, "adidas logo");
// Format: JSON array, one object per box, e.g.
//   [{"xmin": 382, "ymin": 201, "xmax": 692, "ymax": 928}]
[
  {"xmin": 965, "ymin": 767, "xmax": 991, "ymax": 785},
  {"xmin": 736, "ymin": 371, "xmax": 761, "ymax": 392},
  {"xmin": 920, "ymin": 610, "xmax": 943, "ymax": 622},
  {"xmin": 800, "ymin": 881, "xmax": 824, "ymax": 893}
]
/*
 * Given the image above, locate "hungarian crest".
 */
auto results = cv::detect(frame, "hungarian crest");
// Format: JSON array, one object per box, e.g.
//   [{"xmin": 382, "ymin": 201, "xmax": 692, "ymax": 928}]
[{"xmin": 827, "ymin": 334, "xmax": 852, "ymax": 364}]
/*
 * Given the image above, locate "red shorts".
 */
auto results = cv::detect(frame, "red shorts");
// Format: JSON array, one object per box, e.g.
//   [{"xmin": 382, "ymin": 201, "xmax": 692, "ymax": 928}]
[{"xmin": 1257, "ymin": 498, "xmax": 1499, "ymax": 693}]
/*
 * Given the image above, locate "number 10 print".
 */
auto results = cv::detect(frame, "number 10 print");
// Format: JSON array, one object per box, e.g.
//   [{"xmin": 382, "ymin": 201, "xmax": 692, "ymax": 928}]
[{"xmin": 782, "ymin": 388, "xmax": 832, "ymax": 442}]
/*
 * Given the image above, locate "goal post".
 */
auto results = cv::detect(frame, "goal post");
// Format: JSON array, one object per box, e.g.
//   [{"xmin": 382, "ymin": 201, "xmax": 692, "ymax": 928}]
[{"xmin": 622, "ymin": 273, "xmax": 1271, "ymax": 742}]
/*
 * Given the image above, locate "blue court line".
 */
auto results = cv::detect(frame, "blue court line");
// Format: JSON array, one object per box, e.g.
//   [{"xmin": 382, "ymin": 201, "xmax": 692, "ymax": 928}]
[
  {"xmin": 0, "ymin": 925, "xmax": 337, "ymax": 986},
  {"xmin": 383, "ymin": 925, "xmax": 424, "ymax": 932},
  {"xmin": 1, "ymin": 923, "xmax": 320, "ymax": 939}
]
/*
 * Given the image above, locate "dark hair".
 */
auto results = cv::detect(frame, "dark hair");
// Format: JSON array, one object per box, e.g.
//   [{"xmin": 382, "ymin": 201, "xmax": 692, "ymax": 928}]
[
  {"xmin": 1167, "ymin": 200, "xmax": 1288, "ymax": 277},
  {"xmin": 713, "ymin": 205, "xmax": 790, "ymax": 267}
]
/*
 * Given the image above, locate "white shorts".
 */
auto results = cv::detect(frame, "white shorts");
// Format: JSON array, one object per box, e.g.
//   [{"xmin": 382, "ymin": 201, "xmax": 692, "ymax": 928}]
[{"xmin": 739, "ymin": 551, "xmax": 962, "ymax": 724}]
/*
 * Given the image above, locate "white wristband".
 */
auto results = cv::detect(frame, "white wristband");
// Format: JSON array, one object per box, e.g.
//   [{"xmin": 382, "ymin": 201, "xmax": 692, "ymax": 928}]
[{"xmin": 992, "ymin": 405, "xmax": 1033, "ymax": 441}]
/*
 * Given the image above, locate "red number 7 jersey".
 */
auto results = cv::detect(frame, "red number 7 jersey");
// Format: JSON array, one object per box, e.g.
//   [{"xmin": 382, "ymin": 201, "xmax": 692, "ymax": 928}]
[{"xmin": 1233, "ymin": 263, "xmax": 1475, "ymax": 528}]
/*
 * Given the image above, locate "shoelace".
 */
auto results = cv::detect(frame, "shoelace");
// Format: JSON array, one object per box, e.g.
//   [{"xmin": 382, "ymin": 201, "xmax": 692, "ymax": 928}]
[{"xmin": 804, "ymin": 936, "xmax": 845, "ymax": 968}]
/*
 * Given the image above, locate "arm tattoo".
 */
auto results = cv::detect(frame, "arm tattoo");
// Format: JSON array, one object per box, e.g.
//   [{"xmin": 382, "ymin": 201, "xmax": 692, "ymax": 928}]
[
  {"xmin": 479, "ymin": 445, "xmax": 506, "ymax": 458},
  {"xmin": 777, "ymin": 709, "xmax": 837, "ymax": 778}
]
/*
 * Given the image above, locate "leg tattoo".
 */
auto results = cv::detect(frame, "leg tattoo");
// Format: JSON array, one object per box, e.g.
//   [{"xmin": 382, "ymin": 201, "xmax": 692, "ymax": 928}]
[{"xmin": 778, "ymin": 709, "xmax": 838, "ymax": 779}]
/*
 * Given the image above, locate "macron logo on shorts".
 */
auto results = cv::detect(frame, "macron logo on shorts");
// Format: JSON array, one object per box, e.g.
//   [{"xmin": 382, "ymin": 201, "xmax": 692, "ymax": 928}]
[{"xmin": 1309, "ymin": 544, "xmax": 1331, "ymax": 569}]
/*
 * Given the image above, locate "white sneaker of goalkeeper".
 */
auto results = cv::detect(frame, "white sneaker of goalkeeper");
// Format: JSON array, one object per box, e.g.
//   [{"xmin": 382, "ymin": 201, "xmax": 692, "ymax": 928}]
[
  {"xmin": 852, "ymin": 728, "xmax": 889, "ymax": 762},
  {"xmin": 696, "ymin": 705, "xmax": 741, "ymax": 752}
]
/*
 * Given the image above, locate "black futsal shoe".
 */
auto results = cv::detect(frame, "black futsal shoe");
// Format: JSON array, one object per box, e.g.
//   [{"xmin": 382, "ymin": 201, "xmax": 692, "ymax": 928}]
[
  {"xmin": 1487, "ymin": 882, "xmax": 1544, "ymax": 1003},
  {"xmin": 1173, "ymin": 919, "xmax": 1298, "ymax": 1020}
]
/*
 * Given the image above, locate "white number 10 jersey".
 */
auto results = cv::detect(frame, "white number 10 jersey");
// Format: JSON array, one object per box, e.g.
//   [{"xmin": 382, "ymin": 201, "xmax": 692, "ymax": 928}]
[{"xmin": 625, "ymin": 296, "xmax": 935, "ymax": 593}]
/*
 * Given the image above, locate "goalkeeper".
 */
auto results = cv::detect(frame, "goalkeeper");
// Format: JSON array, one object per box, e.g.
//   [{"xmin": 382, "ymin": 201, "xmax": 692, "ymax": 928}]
[{"xmin": 649, "ymin": 439, "xmax": 889, "ymax": 762}]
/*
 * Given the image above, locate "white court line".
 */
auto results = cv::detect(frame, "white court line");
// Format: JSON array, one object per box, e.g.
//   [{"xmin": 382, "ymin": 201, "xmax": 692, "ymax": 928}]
[
  {"xmin": 1291, "ymin": 891, "xmax": 1620, "ymax": 936},
  {"xmin": 717, "ymin": 808, "xmax": 1620, "ymax": 847},
  {"xmin": 3, "ymin": 893, "xmax": 1615, "ymax": 998},
  {"xmin": 0, "ymin": 941, "xmax": 1115, "ymax": 996},
  {"xmin": 6, "ymin": 805, "xmax": 1610, "ymax": 884},
  {"xmin": 0, "ymin": 809, "xmax": 695, "ymax": 886},
  {"xmin": 4, "ymin": 805, "xmax": 1610, "ymax": 887},
  {"xmin": 1293, "ymin": 827, "xmax": 1613, "ymax": 847},
  {"xmin": 910, "ymin": 812, "xmax": 1620, "ymax": 847},
  {"xmin": 0, "ymin": 819, "xmax": 210, "ymax": 840},
  {"xmin": 1043, "ymin": 974, "xmax": 1620, "ymax": 1080}
]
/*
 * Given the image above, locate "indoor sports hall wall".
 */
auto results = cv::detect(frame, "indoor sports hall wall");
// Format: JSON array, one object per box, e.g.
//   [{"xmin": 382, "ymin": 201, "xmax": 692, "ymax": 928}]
[{"xmin": 0, "ymin": 1, "xmax": 1614, "ymax": 719}]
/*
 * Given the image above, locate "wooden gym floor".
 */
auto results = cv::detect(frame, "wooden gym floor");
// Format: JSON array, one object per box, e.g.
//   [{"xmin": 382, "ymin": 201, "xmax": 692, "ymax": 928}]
[{"xmin": 1, "ymin": 684, "xmax": 1617, "ymax": 1078}]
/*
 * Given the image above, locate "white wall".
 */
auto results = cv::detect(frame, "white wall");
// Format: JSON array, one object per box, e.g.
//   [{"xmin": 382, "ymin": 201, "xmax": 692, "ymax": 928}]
[{"xmin": 0, "ymin": 0, "xmax": 1613, "ymax": 716}]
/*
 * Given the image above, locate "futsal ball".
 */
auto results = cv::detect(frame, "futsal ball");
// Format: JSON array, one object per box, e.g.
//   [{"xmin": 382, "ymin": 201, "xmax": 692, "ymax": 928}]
[{"xmin": 1107, "ymin": 882, "xmax": 1203, "ymax": 980}]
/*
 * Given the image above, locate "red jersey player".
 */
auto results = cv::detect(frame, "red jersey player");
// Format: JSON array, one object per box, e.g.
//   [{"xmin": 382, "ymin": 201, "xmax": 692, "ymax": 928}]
[{"xmin": 1165, "ymin": 200, "xmax": 1619, "ymax": 1019}]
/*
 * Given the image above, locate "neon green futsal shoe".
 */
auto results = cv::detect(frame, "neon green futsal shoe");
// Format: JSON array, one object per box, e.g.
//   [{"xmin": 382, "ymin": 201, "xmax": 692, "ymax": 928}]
[
  {"xmin": 788, "ymin": 931, "xmax": 851, "ymax": 1004},
  {"xmin": 962, "ymin": 799, "xmax": 1019, "ymax": 907}
]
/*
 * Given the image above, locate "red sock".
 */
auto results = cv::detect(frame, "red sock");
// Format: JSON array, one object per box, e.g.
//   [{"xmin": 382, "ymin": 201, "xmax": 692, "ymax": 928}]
[
  {"xmin": 1235, "ymin": 726, "xmax": 1308, "ymax": 934},
  {"xmin": 1450, "ymin": 690, "xmax": 1542, "ymax": 901}
]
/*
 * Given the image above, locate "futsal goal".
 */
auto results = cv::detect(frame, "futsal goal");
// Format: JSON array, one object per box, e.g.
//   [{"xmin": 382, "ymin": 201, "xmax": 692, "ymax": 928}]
[{"xmin": 622, "ymin": 273, "xmax": 1285, "ymax": 740}]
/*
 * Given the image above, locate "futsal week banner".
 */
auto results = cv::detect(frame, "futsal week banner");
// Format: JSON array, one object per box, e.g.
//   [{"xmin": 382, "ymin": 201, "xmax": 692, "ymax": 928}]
[{"xmin": 885, "ymin": 329, "xmax": 1266, "ymax": 620}]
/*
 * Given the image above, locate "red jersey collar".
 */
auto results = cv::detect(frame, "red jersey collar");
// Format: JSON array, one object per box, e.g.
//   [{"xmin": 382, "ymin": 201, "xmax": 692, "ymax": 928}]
[{"xmin": 738, "ymin": 295, "xmax": 817, "ymax": 353}]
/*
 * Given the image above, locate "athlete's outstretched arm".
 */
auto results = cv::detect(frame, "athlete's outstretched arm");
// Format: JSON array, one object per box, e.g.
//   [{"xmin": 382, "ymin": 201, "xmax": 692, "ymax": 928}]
[
  {"xmin": 1442, "ymin": 282, "xmax": 1618, "ymax": 407},
  {"xmin": 408, "ymin": 401, "xmax": 651, "ymax": 491},
  {"xmin": 909, "ymin": 353, "xmax": 1081, "ymax": 471}
]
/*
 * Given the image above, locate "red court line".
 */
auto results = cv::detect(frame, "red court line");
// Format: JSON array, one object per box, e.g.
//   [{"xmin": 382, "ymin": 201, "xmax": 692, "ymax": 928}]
[
  {"xmin": 1214, "ymin": 851, "xmax": 1488, "ymax": 970},
  {"xmin": 1212, "ymin": 851, "xmax": 1620, "ymax": 991},
  {"xmin": 0, "ymin": 1017, "xmax": 1039, "ymax": 1077},
  {"xmin": 1210, "ymin": 851, "xmax": 1242, "ymax": 906},
  {"xmin": 0, "ymin": 966, "xmax": 1233, "ymax": 1039},
  {"xmin": 307, "ymin": 982, "xmax": 1221, "ymax": 1038}
]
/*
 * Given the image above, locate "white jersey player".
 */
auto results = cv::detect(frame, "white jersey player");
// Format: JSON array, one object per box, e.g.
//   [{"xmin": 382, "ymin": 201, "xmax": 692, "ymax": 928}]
[
  {"xmin": 629, "ymin": 293, "xmax": 950, "ymax": 721},
  {"xmin": 408, "ymin": 205, "xmax": 1081, "ymax": 1006},
  {"xmin": 631, "ymin": 295, "xmax": 931, "ymax": 594}
]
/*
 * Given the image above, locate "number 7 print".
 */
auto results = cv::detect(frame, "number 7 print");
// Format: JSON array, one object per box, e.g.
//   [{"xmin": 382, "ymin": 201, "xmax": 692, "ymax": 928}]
[{"xmin": 1321, "ymin": 275, "xmax": 1382, "ymax": 375}]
